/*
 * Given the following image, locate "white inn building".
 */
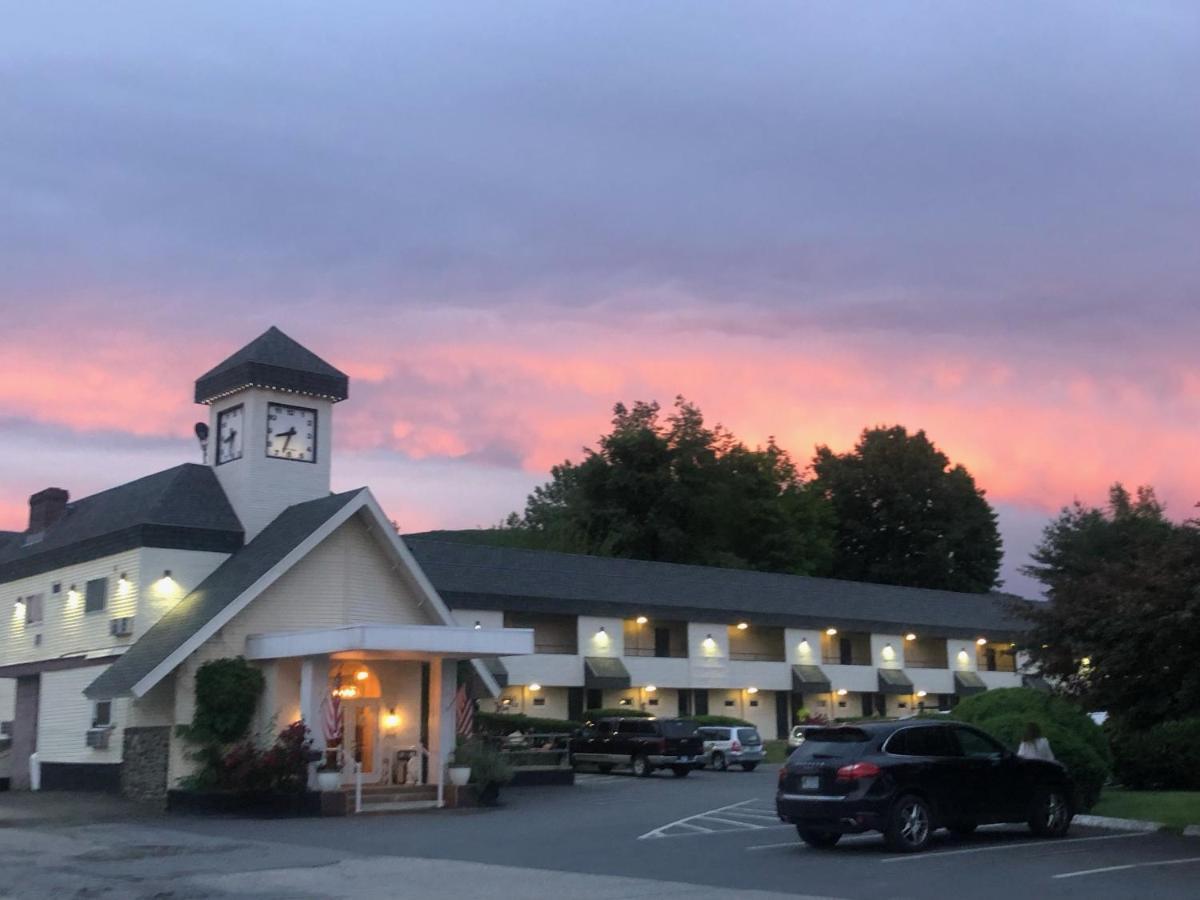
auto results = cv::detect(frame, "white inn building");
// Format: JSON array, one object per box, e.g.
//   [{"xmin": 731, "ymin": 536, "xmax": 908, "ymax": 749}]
[{"xmin": 0, "ymin": 327, "xmax": 1034, "ymax": 798}]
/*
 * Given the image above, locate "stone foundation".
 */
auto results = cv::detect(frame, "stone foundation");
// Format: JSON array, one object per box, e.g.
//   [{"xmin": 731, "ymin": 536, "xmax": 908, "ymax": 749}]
[{"xmin": 121, "ymin": 726, "xmax": 170, "ymax": 804}]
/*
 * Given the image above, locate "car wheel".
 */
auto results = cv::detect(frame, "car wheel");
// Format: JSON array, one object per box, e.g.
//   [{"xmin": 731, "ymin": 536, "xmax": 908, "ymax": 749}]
[
  {"xmin": 631, "ymin": 754, "xmax": 652, "ymax": 777},
  {"xmin": 671, "ymin": 765, "xmax": 691, "ymax": 778},
  {"xmin": 712, "ymin": 751, "xmax": 727, "ymax": 771},
  {"xmin": 884, "ymin": 794, "xmax": 933, "ymax": 852},
  {"xmin": 741, "ymin": 762, "xmax": 758, "ymax": 772},
  {"xmin": 948, "ymin": 821, "xmax": 977, "ymax": 837},
  {"xmin": 1028, "ymin": 787, "xmax": 1072, "ymax": 837},
  {"xmin": 796, "ymin": 827, "xmax": 841, "ymax": 849},
  {"xmin": 597, "ymin": 764, "xmax": 614, "ymax": 774}
]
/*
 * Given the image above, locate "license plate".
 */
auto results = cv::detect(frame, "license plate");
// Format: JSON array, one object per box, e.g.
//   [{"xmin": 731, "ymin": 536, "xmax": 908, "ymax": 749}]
[{"xmin": 801, "ymin": 775, "xmax": 820, "ymax": 790}]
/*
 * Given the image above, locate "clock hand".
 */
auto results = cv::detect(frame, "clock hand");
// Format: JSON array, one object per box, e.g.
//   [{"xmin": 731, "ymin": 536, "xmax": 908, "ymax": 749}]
[
  {"xmin": 223, "ymin": 429, "xmax": 237, "ymax": 445},
  {"xmin": 279, "ymin": 426, "xmax": 297, "ymax": 451}
]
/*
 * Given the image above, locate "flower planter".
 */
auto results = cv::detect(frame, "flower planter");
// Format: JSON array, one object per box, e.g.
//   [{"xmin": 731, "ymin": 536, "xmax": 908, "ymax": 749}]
[
  {"xmin": 316, "ymin": 771, "xmax": 342, "ymax": 792},
  {"xmin": 448, "ymin": 765, "xmax": 471, "ymax": 787}
]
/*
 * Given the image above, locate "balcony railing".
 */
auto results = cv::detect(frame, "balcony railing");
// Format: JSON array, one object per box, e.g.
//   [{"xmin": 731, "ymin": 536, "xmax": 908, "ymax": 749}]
[
  {"xmin": 532, "ymin": 643, "xmax": 578, "ymax": 655},
  {"xmin": 625, "ymin": 647, "xmax": 688, "ymax": 658},
  {"xmin": 822, "ymin": 654, "xmax": 871, "ymax": 666}
]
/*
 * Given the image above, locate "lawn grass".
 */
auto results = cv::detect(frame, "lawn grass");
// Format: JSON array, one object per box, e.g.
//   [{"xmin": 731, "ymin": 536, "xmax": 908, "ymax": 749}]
[
  {"xmin": 1092, "ymin": 789, "xmax": 1200, "ymax": 830},
  {"xmin": 763, "ymin": 739, "xmax": 790, "ymax": 764}
]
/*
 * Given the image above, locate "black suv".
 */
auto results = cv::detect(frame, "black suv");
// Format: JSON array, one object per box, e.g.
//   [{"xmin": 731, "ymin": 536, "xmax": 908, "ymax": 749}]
[
  {"xmin": 570, "ymin": 717, "xmax": 705, "ymax": 777},
  {"xmin": 776, "ymin": 720, "xmax": 1074, "ymax": 852}
]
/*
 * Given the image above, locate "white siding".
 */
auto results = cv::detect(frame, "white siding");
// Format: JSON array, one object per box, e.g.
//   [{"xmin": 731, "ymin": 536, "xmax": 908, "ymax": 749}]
[
  {"xmin": 0, "ymin": 677, "xmax": 13, "ymax": 724},
  {"xmin": 37, "ymin": 665, "xmax": 130, "ymax": 764}
]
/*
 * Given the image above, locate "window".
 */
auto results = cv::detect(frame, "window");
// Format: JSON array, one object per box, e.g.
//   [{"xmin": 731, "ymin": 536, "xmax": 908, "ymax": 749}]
[
  {"xmin": 0, "ymin": 721, "xmax": 13, "ymax": 737},
  {"xmin": 953, "ymin": 726, "xmax": 1005, "ymax": 760},
  {"xmin": 532, "ymin": 697, "xmax": 545, "ymax": 707},
  {"xmin": 24, "ymin": 594, "xmax": 44, "ymax": 625},
  {"xmin": 92, "ymin": 701, "xmax": 112, "ymax": 728},
  {"xmin": 84, "ymin": 578, "xmax": 107, "ymax": 614},
  {"xmin": 648, "ymin": 698, "xmax": 658, "ymax": 706},
  {"xmin": 724, "ymin": 700, "xmax": 735, "ymax": 707},
  {"xmin": 887, "ymin": 726, "xmax": 955, "ymax": 757}
]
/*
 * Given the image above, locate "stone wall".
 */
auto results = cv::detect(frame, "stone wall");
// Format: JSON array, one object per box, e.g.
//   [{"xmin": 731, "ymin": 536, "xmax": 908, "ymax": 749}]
[{"xmin": 121, "ymin": 726, "xmax": 170, "ymax": 804}]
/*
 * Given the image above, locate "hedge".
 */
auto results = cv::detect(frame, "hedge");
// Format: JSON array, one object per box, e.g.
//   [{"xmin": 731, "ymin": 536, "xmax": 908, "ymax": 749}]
[
  {"xmin": 583, "ymin": 708, "xmax": 653, "ymax": 719},
  {"xmin": 475, "ymin": 712, "xmax": 580, "ymax": 735},
  {"xmin": 1107, "ymin": 718, "xmax": 1200, "ymax": 790},
  {"xmin": 686, "ymin": 715, "xmax": 753, "ymax": 727},
  {"xmin": 953, "ymin": 687, "xmax": 1111, "ymax": 810}
]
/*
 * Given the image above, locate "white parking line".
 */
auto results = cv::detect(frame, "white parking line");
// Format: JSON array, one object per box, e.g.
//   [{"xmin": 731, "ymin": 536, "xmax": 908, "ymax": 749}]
[
  {"xmin": 879, "ymin": 831, "xmax": 1152, "ymax": 863},
  {"xmin": 638, "ymin": 800, "xmax": 791, "ymax": 840},
  {"xmin": 1052, "ymin": 856, "xmax": 1200, "ymax": 879}
]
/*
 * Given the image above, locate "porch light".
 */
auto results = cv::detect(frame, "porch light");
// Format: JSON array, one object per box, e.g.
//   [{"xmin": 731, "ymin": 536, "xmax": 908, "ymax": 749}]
[
  {"xmin": 825, "ymin": 627, "xmax": 838, "ymax": 636},
  {"xmin": 528, "ymin": 683, "xmax": 541, "ymax": 692},
  {"xmin": 594, "ymin": 626, "xmax": 609, "ymax": 645},
  {"xmin": 736, "ymin": 622, "xmax": 749, "ymax": 630},
  {"xmin": 917, "ymin": 690, "xmax": 928, "ymax": 698},
  {"xmin": 746, "ymin": 686, "xmax": 759, "ymax": 695},
  {"xmin": 905, "ymin": 633, "xmax": 916, "ymax": 641},
  {"xmin": 635, "ymin": 616, "xmax": 648, "ymax": 625},
  {"xmin": 354, "ymin": 669, "xmax": 369, "ymax": 682},
  {"xmin": 644, "ymin": 685, "xmax": 657, "ymax": 693},
  {"xmin": 976, "ymin": 637, "xmax": 987, "ymax": 646},
  {"xmin": 836, "ymin": 688, "xmax": 848, "ymax": 696},
  {"xmin": 383, "ymin": 710, "xmax": 401, "ymax": 730}
]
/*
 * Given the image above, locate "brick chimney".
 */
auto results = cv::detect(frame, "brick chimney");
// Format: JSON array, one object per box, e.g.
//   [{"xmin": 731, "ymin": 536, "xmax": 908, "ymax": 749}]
[{"xmin": 28, "ymin": 487, "xmax": 69, "ymax": 533}]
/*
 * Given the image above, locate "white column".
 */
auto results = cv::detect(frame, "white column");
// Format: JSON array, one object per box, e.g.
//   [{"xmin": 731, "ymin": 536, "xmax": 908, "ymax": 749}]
[
  {"xmin": 427, "ymin": 658, "xmax": 457, "ymax": 789},
  {"xmin": 299, "ymin": 656, "xmax": 330, "ymax": 787}
]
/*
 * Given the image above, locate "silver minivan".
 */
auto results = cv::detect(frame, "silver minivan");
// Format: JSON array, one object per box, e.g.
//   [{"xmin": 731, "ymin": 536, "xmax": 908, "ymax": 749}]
[{"xmin": 697, "ymin": 725, "xmax": 765, "ymax": 771}]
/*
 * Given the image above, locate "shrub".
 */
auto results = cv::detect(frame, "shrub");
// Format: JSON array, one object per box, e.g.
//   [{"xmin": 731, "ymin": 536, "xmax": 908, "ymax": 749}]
[
  {"xmin": 954, "ymin": 687, "xmax": 1111, "ymax": 810},
  {"xmin": 583, "ymin": 708, "xmax": 653, "ymax": 719},
  {"xmin": 475, "ymin": 712, "xmax": 581, "ymax": 735},
  {"xmin": 686, "ymin": 715, "xmax": 753, "ymax": 727},
  {"xmin": 181, "ymin": 721, "xmax": 314, "ymax": 794},
  {"xmin": 190, "ymin": 657, "xmax": 265, "ymax": 744},
  {"xmin": 454, "ymin": 738, "xmax": 514, "ymax": 786},
  {"xmin": 1107, "ymin": 718, "xmax": 1200, "ymax": 790}
]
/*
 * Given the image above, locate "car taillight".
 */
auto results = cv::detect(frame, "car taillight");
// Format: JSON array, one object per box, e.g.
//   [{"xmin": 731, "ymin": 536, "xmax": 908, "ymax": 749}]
[
  {"xmin": 836, "ymin": 762, "xmax": 881, "ymax": 781},
  {"xmin": 778, "ymin": 766, "xmax": 787, "ymax": 786},
  {"xmin": 731, "ymin": 741, "xmax": 742, "ymax": 752}
]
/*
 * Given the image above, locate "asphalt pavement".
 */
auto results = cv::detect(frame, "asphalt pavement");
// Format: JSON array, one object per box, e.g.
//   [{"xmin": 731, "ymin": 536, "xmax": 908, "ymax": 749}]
[{"xmin": 3, "ymin": 767, "xmax": 1199, "ymax": 898}]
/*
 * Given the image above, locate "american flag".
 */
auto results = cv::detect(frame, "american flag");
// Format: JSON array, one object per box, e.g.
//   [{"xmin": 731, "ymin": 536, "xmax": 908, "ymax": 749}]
[
  {"xmin": 322, "ymin": 680, "xmax": 343, "ymax": 748},
  {"xmin": 455, "ymin": 684, "xmax": 475, "ymax": 737}
]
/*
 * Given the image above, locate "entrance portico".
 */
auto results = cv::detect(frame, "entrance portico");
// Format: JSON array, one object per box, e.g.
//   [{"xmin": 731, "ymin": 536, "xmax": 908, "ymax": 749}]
[{"xmin": 246, "ymin": 624, "xmax": 533, "ymax": 791}]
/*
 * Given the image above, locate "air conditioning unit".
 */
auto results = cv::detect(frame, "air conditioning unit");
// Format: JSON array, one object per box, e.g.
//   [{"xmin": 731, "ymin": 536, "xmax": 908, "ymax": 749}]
[
  {"xmin": 109, "ymin": 617, "xmax": 134, "ymax": 638},
  {"xmin": 85, "ymin": 727, "xmax": 112, "ymax": 750}
]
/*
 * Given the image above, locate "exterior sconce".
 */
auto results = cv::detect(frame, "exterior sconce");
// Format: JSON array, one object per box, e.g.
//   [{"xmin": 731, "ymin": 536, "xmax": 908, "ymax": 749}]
[
  {"xmin": 976, "ymin": 637, "xmax": 988, "ymax": 646},
  {"xmin": 619, "ymin": 697, "xmax": 632, "ymax": 706},
  {"xmin": 354, "ymin": 668, "xmax": 369, "ymax": 682},
  {"xmin": 528, "ymin": 683, "xmax": 541, "ymax": 692},
  {"xmin": 916, "ymin": 690, "xmax": 928, "ymax": 698},
  {"xmin": 383, "ymin": 709, "xmax": 401, "ymax": 730},
  {"xmin": 644, "ymin": 685, "xmax": 657, "ymax": 693},
  {"xmin": 13, "ymin": 598, "xmax": 26, "ymax": 617},
  {"xmin": 474, "ymin": 621, "xmax": 482, "ymax": 630},
  {"xmin": 957, "ymin": 650, "xmax": 969, "ymax": 664},
  {"xmin": 635, "ymin": 616, "xmax": 648, "ymax": 625},
  {"xmin": 836, "ymin": 688, "xmax": 848, "ymax": 697},
  {"xmin": 702, "ymin": 634, "xmax": 716, "ymax": 650},
  {"xmin": 746, "ymin": 686, "xmax": 759, "ymax": 695},
  {"xmin": 798, "ymin": 638, "xmax": 810, "ymax": 652},
  {"xmin": 881, "ymin": 643, "xmax": 895, "ymax": 661},
  {"xmin": 67, "ymin": 585, "xmax": 81, "ymax": 605},
  {"xmin": 736, "ymin": 622, "xmax": 749, "ymax": 630},
  {"xmin": 905, "ymin": 633, "xmax": 916, "ymax": 641},
  {"xmin": 825, "ymin": 627, "xmax": 838, "ymax": 636},
  {"xmin": 594, "ymin": 625, "xmax": 609, "ymax": 645}
]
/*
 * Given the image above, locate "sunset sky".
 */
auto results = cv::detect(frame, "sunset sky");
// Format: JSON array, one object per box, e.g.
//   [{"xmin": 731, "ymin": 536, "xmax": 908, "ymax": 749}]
[{"xmin": 3, "ymin": 3, "xmax": 1198, "ymax": 597}]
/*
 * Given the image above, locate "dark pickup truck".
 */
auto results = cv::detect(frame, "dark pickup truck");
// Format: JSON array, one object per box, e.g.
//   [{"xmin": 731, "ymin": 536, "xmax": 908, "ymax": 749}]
[{"xmin": 570, "ymin": 717, "xmax": 705, "ymax": 777}]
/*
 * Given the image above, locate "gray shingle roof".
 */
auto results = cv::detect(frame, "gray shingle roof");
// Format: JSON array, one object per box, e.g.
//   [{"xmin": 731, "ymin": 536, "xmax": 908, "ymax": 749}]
[
  {"xmin": 404, "ymin": 537, "xmax": 1032, "ymax": 639},
  {"xmin": 86, "ymin": 489, "xmax": 364, "ymax": 699},
  {"xmin": 194, "ymin": 326, "xmax": 349, "ymax": 403},
  {"xmin": 0, "ymin": 465, "xmax": 243, "ymax": 583}
]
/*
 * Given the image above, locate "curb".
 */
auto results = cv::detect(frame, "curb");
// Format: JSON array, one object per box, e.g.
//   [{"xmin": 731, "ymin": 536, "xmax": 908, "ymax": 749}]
[
  {"xmin": 1184, "ymin": 825, "xmax": 1200, "ymax": 838},
  {"xmin": 1074, "ymin": 813, "xmax": 1165, "ymax": 832}
]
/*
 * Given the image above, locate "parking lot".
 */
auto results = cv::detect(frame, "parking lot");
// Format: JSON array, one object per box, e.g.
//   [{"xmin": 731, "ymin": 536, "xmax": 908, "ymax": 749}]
[{"xmin": 3, "ymin": 768, "xmax": 1199, "ymax": 898}]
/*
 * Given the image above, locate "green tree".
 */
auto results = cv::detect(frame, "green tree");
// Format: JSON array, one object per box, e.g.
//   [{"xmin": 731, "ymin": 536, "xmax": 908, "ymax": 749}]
[
  {"xmin": 509, "ymin": 397, "xmax": 834, "ymax": 574},
  {"xmin": 1019, "ymin": 484, "xmax": 1200, "ymax": 727},
  {"xmin": 810, "ymin": 425, "xmax": 1001, "ymax": 592}
]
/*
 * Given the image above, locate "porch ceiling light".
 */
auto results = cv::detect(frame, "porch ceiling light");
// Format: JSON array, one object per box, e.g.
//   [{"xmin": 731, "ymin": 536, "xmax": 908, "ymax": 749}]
[
  {"xmin": 635, "ymin": 616, "xmax": 648, "ymax": 625},
  {"xmin": 528, "ymin": 683, "xmax": 541, "ymax": 692},
  {"xmin": 736, "ymin": 622, "xmax": 749, "ymax": 630},
  {"xmin": 746, "ymin": 686, "xmax": 758, "ymax": 694},
  {"xmin": 644, "ymin": 685, "xmax": 657, "ymax": 693},
  {"xmin": 836, "ymin": 688, "xmax": 848, "ymax": 696},
  {"xmin": 354, "ymin": 668, "xmax": 369, "ymax": 682},
  {"xmin": 916, "ymin": 690, "xmax": 928, "ymax": 698},
  {"xmin": 905, "ymin": 633, "xmax": 917, "ymax": 641},
  {"xmin": 825, "ymin": 627, "xmax": 838, "ymax": 636},
  {"xmin": 976, "ymin": 637, "xmax": 988, "ymax": 646}
]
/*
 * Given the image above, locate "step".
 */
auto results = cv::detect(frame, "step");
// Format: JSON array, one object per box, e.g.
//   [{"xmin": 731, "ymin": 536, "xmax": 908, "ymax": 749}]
[
  {"xmin": 354, "ymin": 800, "xmax": 441, "ymax": 815},
  {"xmin": 345, "ymin": 786, "xmax": 438, "ymax": 803}
]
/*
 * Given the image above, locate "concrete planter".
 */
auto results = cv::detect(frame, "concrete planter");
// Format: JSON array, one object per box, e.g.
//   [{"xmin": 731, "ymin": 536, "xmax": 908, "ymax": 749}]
[
  {"xmin": 448, "ymin": 766, "xmax": 471, "ymax": 787},
  {"xmin": 316, "ymin": 771, "xmax": 342, "ymax": 792}
]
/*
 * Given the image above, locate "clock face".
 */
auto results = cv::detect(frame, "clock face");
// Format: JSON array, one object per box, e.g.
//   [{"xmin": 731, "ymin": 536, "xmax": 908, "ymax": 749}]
[
  {"xmin": 215, "ymin": 405, "xmax": 244, "ymax": 465},
  {"xmin": 266, "ymin": 403, "xmax": 317, "ymax": 462}
]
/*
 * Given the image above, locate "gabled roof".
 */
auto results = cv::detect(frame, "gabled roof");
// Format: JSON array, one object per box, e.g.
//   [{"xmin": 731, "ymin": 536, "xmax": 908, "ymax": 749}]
[
  {"xmin": 0, "ymin": 465, "xmax": 243, "ymax": 583},
  {"xmin": 194, "ymin": 326, "xmax": 349, "ymax": 404},
  {"xmin": 404, "ymin": 537, "xmax": 1031, "ymax": 638},
  {"xmin": 86, "ymin": 489, "xmax": 364, "ymax": 700}
]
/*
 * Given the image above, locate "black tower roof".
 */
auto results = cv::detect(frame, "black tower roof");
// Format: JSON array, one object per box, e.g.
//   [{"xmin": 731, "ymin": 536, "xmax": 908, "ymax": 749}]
[{"xmin": 194, "ymin": 326, "xmax": 349, "ymax": 404}]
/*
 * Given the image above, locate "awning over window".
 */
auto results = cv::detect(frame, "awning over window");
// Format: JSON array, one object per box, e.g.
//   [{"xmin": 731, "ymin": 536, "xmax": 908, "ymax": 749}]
[
  {"xmin": 584, "ymin": 656, "xmax": 631, "ymax": 689},
  {"xmin": 955, "ymin": 671, "xmax": 988, "ymax": 696},
  {"xmin": 877, "ymin": 668, "xmax": 915, "ymax": 695},
  {"xmin": 791, "ymin": 664, "xmax": 831, "ymax": 693}
]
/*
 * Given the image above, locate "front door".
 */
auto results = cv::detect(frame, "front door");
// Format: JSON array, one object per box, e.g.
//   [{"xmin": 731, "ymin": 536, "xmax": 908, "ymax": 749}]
[{"xmin": 341, "ymin": 702, "xmax": 381, "ymax": 785}]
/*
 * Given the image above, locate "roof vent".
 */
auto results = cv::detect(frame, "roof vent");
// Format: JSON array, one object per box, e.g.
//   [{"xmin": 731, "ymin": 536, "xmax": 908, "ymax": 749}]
[{"xmin": 28, "ymin": 487, "xmax": 69, "ymax": 533}]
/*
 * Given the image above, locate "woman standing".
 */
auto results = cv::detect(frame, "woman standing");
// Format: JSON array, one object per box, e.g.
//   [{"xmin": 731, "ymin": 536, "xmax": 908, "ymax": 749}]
[{"xmin": 1017, "ymin": 721, "xmax": 1056, "ymax": 761}]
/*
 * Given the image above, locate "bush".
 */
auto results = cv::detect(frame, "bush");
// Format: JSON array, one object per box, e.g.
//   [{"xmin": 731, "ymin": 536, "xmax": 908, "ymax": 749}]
[
  {"xmin": 954, "ymin": 687, "xmax": 1111, "ymax": 810},
  {"xmin": 583, "ymin": 708, "xmax": 653, "ymax": 719},
  {"xmin": 190, "ymin": 657, "xmax": 265, "ymax": 744},
  {"xmin": 475, "ymin": 712, "xmax": 581, "ymax": 735},
  {"xmin": 686, "ymin": 715, "xmax": 753, "ymax": 727},
  {"xmin": 453, "ymin": 738, "xmax": 514, "ymax": 786},
  {"xmin": 181, "ymin": 721, "xmax": 313, "ymax": 794},
  {"xmin": 1108, "ymin": 718, "xmax": 1200, "ymax": 790}
]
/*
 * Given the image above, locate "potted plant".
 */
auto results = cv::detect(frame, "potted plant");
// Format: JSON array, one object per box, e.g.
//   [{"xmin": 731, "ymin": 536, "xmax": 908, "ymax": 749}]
[
  {"xmin": 447, "ymin": 751, "xmax": 472, "ymax": 787},
  {"xmin": 316, "ymin": 748, "xmax": 342, "ymax": 792},
  {"xmin": 460, "ymin": 740, "xmax": 513, "ymax": 806}
]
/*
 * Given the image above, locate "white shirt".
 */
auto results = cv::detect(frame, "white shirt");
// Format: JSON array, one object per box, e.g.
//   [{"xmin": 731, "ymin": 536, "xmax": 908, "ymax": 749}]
[{"xmin": 1017, "ymin": 737, "xmax": 1055, "ymax": 762}]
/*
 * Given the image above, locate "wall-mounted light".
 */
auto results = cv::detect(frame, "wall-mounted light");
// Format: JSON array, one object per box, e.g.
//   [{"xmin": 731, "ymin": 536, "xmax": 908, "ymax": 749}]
[
  {"xmin": 957, "ymin": 650, "xmax": 970, "ymax": 664},
  {"xmin": 383, "ymin": 709, "xmax": 401, "ymax": 730},
  {"xmin": 528, "ymin": 683, "xmax": 541, "ymax": 692},
  {"xmin": 798, "ymin": 637, "xmax": 810, "ymax": 651},
  {"xmin": 881, "ymin": 643, "xmax": 895, "ymax": 661},
  {"xmin": 67, "ymin": 585, "xmax": 81, "ymax": 605},
  {"xmin": 154, "ymin": 570, "xmax": 176, "ymax": 596},
  {"xmin": 594, "ymin": 625, "xmax": 609, "ymax": 645},
  {"xmin": 1080, "ymin": 657, "xmax": 1092, "ymax": 668},
  {"xmin": 836, "ymin": 688, "xmax": 848, "ymax": 697},
  {"xmin": 117, "ymin": 573, "xmax": 132, "ymax": 595},
  {"xmin": 826, "ymin": 627, "xmax": 838, "ymax": 636},
  {"xmin": 618, "ymin": 697, "xmax": 632, "ymax": 706},
  {"xmin": 644, "ymin": 684, "xmax": 657, "ymax": 693},
  {"xmin": 916, "ymin": 690, "xmax": 928, "ymax": 698},
  {"xmin": 500, "ymin": 697, "xmax": 514, "ymax": 708},
  {"xmin": 635, "ymin": 616, "xmax": 648, "ymax": 625},
  {"xmin": 702, "ymin": 634, "xmax": 716, "ymax": 650},
  {"xmin": 976, "ymin": 637, "xmax": 988, "ymax": 646},
  {"xmin": 13, "ymin": 598, "xmax": 26, "ymax": 618},
  {"xmin": 736, "ymin": 622, "xmax": 749, "ymax": 630},
  {"xmin": 905, "ymin": 633, "xmax": 917, "ymax": 641},
  {"xmin": 474, "ymin": 621, "xmax": 482, "ymax": 630},
  {"xmin": 354, "ymin": 668, "xmax": 369, "ymax": 682},
  {"xmin": 746, "ymin": 686, "xmax": 759, "ymax": 695}
]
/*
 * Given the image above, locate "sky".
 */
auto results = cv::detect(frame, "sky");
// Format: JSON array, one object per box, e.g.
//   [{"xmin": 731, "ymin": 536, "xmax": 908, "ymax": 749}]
[{"xmin": 2, "ymin": 2, "xmax": 1198, "ymax": 597}]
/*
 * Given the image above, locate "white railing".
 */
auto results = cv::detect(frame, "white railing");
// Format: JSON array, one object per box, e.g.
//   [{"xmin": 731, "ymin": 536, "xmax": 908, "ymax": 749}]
[{"xmin": 414, "ymin": 742, "xmax": 443, "ymax": 809}]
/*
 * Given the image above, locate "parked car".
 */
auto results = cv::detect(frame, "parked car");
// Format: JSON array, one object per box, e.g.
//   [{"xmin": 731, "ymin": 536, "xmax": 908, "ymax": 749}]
[
  {"xmin": 776, "ymin": 720, "xmax": 1074, "ymax": 852},
  {"xmin": 570, "ymin": 717, "xmax": 704, "ymax": 777},
  {"xmin": 787, "ymin": 724, "xmax": 823, "ymax": 749},
  {"xmin": 697, "ymin": 725, "xmax": 765, "ymax": 771}
]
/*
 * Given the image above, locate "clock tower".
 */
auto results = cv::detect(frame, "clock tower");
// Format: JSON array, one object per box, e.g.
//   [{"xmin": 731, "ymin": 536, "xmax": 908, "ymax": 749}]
[{"xmin": 194, "ymin": 326, "xmax": 349, "ymax": 540}]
